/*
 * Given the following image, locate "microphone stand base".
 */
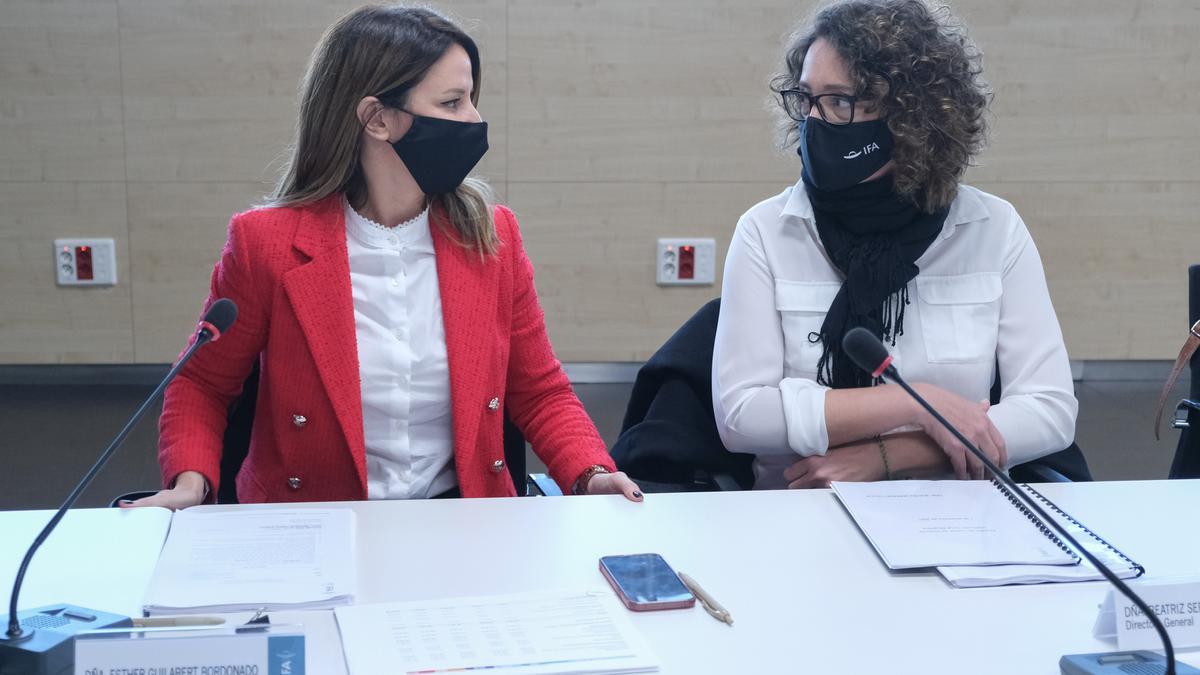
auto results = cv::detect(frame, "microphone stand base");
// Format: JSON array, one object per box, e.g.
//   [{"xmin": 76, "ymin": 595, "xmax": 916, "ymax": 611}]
[
  {"xmin": 1061, "ymin": 650, "xmax": 1200, "ymax": 674},
  {"xmin": 0, "ymin": 604, "xmax": 131, "ymax": 675}
]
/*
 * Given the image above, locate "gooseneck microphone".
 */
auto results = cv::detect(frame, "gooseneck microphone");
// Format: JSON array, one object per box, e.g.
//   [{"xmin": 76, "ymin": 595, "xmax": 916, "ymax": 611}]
[
  {"xmin": 841, "ymin": 326, "xmax": 1178, "ymax": 675},
  {"xmin": 1, "ymin": 298, "xmax": 237, "ymax": 675}
]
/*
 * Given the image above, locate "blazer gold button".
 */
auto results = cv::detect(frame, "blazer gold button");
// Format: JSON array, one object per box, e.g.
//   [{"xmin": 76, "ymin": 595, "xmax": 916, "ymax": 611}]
[
  {"xmin": 487, "ymin": 397, "xmax": 500, "ymax": 411},
  {"xmin": 491, "ymin": 460, "xmax": 505, "ymax": 473},
  {"xmin": 287, "ymin": 476, "xmax": 301, "ymax": 490},
  {"xmin": 292, "ymin": 414, "xmax": 307, "ymax": 428}
]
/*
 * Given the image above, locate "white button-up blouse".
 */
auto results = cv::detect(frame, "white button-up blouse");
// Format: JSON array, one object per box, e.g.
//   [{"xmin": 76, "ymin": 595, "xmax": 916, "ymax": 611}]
[
  {"xmin": 344, "ymin": 200, "xmax": 457, "ymax": 499},
  {"xmin": 712, "ymin": 181, "xmax": 1078, "ymax": 489}
]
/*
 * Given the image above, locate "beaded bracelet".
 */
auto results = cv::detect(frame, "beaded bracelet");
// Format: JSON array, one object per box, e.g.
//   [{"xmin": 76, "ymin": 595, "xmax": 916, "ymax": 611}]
[{"xmin": 876, "ymin": 435, "xmax": 893, "ymax": 480}]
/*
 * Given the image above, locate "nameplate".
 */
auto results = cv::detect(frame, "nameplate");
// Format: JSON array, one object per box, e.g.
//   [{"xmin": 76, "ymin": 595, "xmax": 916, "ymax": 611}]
[
  {"xmin": 75, "ymin": 625, "xmax": 304, "ymax": 675},
  {"xmin": 1093, "ymin": 578, "xmax": 1200, "ymax": 651}
]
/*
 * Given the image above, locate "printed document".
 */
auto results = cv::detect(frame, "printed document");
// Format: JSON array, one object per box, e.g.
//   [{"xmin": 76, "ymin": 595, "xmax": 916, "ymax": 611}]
[
  {"xmin": 334, "ymin": 590, "xmax": 659, "ymax": 675},
  {"xmin": 143, "ymin": 508, "xmax": 356, "ymax": 614},
  {"xmin": 937, "ymin": 487, "xmax": 1142, "ymax": 587},
  {"xmin": 832, "ymin": 480, "xmax": 1078, "ymax": 569}
]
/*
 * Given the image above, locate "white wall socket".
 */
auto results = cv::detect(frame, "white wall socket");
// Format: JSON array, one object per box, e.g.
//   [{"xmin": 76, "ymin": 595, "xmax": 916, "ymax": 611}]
[
  {"xmin": 656, "ymin": 238, "xmax": 716, "ymax": 286},
  {"xmin": 54, "ymin": 238, "xmax": 117, "ymax": 286}
]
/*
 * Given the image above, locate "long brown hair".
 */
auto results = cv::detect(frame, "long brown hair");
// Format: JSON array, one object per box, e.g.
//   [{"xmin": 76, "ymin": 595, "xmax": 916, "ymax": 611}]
[
  {"xmin": 268, "ymin": 4, "xmax": 498, "ymax": 255},
  {"xmin": 771, "ymin": 0, "xmax": 991, "ymax": 212}
]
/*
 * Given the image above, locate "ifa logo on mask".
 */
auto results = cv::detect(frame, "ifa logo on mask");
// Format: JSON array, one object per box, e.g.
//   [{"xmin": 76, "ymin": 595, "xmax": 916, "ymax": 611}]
[{"xmin": 842, "ymin": 141, "xmax": 881, "ymax": 160}]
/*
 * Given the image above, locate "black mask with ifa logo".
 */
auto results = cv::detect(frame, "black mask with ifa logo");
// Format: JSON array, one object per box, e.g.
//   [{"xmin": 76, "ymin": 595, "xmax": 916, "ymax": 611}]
[{"xmin": 797, "ymin": 116, "xmax": 894, "ymax": 191}]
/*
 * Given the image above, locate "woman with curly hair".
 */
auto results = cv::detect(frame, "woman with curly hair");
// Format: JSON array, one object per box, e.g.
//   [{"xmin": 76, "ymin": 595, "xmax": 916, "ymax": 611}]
[{"xmin": 712, "ymin": 0, "xmax": 1077, "ymax": 489}]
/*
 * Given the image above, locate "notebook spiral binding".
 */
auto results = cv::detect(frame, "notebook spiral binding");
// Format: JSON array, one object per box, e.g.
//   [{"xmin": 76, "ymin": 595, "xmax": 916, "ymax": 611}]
[
  {"xmin": 988, "ymin": 477, "xmax": 1078, "ymax": 560},
  {"xmin": 1019, "ymin": 482, "xmax": 1146, "ymax": 576}
]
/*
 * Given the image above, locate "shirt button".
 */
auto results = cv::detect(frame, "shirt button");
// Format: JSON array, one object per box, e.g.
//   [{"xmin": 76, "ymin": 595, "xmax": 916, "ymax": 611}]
[
  {"xmin": 292, "ymin": 414, "xmax": 307, "ymax": 428},
  {"xmin": 391, "ymin": 278, "xmax": 400, "ymax": 288},
  {"xmin": 287, "ymin": 476, "xmax": 302, "ymax": 490},
  {"xmin": 388, "ymin": 236, "xmax": 398, "ymax": 246}
]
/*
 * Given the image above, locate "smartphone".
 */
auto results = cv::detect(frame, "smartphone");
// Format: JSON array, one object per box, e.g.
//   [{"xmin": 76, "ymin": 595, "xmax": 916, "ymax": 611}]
[{"xmin": 598, "ymin": 553, "xmax": 696, "ymax": 611}]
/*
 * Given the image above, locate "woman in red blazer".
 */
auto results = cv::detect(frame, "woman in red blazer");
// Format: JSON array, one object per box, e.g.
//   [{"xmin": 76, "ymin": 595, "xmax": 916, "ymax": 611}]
[{"xmin": 129, "ymin": 5, "xmax": 641, "ymax": 508}]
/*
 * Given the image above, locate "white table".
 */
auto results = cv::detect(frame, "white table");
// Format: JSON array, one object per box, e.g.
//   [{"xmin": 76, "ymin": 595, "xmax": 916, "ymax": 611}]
[{"xmin": 4, "ymin": 480, "xmax": 1199, "ymax": 674}]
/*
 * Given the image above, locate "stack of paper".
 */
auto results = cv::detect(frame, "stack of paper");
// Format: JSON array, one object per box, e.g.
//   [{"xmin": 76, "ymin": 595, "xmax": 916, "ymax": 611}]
[
  {"xmin": 831, "ymin": 480, "xmax": 1078, "ymax": 569},
  {"xmin": 142, "ymin": 508, "xmax": 356, "ymax": 615},
  {"xmin": 936, "ymin": 488, "xmax": 1143, "ymax": 588},
  {"xmin": 832, "ymin": 480, "xmax": 1143, "ymax": 588},
  {"xmin": 334, "ymin": 590, "xmax": 660, "ymax": 675}
]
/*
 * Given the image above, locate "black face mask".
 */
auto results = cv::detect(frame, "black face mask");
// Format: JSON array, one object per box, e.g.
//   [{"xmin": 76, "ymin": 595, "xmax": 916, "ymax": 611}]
[
  {"xmin": 391, "ymin": 112, "xmax": 489, "ymax": 195},
  {"xmin": 797, "ymin": 116, "xmax": 894, "ymax": 191}
]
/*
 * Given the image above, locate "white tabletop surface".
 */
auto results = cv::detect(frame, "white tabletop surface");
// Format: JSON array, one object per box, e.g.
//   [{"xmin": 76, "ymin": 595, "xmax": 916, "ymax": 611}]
[{"xmin": 4, "ymin": 480, "xmax": 1199, "ymax": 674}]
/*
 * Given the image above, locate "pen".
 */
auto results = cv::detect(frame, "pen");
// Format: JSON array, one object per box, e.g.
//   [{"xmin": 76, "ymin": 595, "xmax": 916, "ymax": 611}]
[
  {"xmin": 678, "ymin": 572, "xmax": 733, "ymax": 626},
  {"xmin": 131, "ymin": 617, "xmax": 226, "ymax": 628}
]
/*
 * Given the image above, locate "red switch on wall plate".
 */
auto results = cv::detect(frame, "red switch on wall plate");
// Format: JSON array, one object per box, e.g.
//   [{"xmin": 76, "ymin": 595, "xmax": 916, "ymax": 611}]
[
  {"xmin": 678, "ymin": 245, "xmax": 695, "ymax": 280},
  {"xmin": 75, "ymin": 245, "xmax": 94, "ymax": 281}
]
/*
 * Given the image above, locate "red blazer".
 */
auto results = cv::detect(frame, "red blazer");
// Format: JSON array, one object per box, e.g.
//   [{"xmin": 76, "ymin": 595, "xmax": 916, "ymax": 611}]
[{"xmin": 158, "ymin": 194, "xmax": 614, "ymax": 501}]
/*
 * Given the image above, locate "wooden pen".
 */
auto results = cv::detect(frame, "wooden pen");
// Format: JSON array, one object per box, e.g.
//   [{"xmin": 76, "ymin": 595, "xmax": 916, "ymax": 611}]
[{"xmin": 678, "ymin": 572, "xmax": 733, "ymax": 626}]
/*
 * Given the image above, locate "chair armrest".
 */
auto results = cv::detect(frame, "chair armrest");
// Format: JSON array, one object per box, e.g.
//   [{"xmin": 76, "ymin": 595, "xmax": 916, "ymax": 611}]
[
  {"xmin": 1013, "ymin": 464, "xmax": 1072, "ymax": 483},
  {"xmin": 109, "ymin": 490, "xmax": 157, "ymax": 508},
  {"xmin": 526, "ymin": 473, "xmax": 563, "ymax": 497},
  {"xmin": 1174, "ymin": 399, "xmax": 1200, "ymax": 430},
  {"xmin": 710, "ymin": 473, "xmax": 743, "ymax": 491}
]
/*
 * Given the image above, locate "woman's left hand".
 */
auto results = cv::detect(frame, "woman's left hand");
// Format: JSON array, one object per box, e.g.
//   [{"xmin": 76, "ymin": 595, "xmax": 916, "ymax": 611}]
[
  {"xmin": 586, "ymin": 471, "xmax": 644, "ymax": 502},
  {"xmin": 783, "ymin": 444, "xmax": 885, "ymax": 489}
]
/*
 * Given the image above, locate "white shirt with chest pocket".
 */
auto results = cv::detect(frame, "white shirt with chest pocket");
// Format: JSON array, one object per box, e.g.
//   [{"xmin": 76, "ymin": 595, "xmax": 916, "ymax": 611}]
[{"xmin": 712, "ymin": 181, "xmax": 1078, "ymax": 490}]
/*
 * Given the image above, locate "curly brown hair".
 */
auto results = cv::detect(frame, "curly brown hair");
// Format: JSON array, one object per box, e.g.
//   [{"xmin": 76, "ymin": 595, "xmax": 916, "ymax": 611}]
[{"xmin": 771, "ymin": 0, "xmax": 990, "ymax": 212}]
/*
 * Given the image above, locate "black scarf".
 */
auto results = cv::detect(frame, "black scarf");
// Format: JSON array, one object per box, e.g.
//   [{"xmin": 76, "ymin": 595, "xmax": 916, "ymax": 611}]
[{"xmin": 802, "ymin": 171, "xmax": 950, "ymax": 389}]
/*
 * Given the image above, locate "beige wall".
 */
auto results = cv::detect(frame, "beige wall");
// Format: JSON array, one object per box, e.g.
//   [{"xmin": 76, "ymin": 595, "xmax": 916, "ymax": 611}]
[{"xmin": 1, "ymin": 0, "xmax": 1196, "ymax": 364}]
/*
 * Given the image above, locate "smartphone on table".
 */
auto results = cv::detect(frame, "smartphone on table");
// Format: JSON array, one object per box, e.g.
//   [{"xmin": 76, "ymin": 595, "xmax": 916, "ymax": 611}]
[{"xmin": 599, "ymin": 553, "xmax": 696, "ymax": 612}]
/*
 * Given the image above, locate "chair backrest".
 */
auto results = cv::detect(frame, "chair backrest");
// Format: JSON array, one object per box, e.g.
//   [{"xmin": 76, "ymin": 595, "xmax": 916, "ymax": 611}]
[
  {"xmin": 610, "ymin": 298, "xmax": 755, "ymax": 491},
  {"xmin": 215, "ymin": 361, "xmax": 260, "ymax": 504},
  {"xmin": 615, "ymin": 297, "xmax": 1089, "ymax": 489},
  {"xmin": 990, "ymin": 360, "xmax": 1092, "ymax": 483},
  {"xmin": 1169, "ymin": 264, "xmax": 1200, "ymax": 479},
  {"xmin": 112, "ymin": 362, "xmax": 529, "ymax": 505},
  {"xmin": 219, "ymin": 362, "xmax": 530, "ymax": 499},
  {"xmin": 502, "ymin": 415, "xmax": 527, "ymax": 495}
]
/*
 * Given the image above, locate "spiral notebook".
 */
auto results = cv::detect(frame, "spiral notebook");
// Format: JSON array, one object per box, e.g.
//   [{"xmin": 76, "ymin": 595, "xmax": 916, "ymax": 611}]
[
  {"xmin": 832, "ymin": 480, "xmax": 1083, "ymax": 570},
  {"xmin": 936, "ymin": 483, "xmax": 1144, "ymax": 587}
]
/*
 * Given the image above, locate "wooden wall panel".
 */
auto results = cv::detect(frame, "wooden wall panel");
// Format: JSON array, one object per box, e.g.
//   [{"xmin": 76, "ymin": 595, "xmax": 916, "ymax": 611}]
[
  {"xmin": 507, "ymin": 0, "xmax": 797, "ymax": 183},
  {"xmin": 117, "ymin": 0, "xmax": 508, "ymax": 360},
  {"xmin": 126, "ymin": 182, "xmax": 262, "ymax": 362},
  {"xmin": 0, "ymin": 183, "xmax": 133, "ymax": 363},
  {"xmin": 119, "ymin": 0, "xmax": 507, "ymax": 184},
  {"xmin": 118, "ymin": 1, "xmax": 347, "ymax": 183},
  {"xmin": 974, "ymin": 180, "xmax": 1199, "ymax": 359},
  {"xmin": 509, "ymin": 180, "xmax": 784, "ymax": 361},
  {"xmin": 0, "ymin": 2, "xmax": 124, "ymax": 182},
  {"xmin": 0, "ymin": 0, "xmax": 1196, "ymax": 363}
]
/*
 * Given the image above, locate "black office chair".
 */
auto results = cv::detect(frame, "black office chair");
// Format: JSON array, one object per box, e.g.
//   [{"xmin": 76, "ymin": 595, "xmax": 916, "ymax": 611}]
[
  {"xmin": 1168, "ymin": 264, "xmax": 1200, "ymax": 479},
  {"xmin": 613, "ymin": 298, "xmax": 1090, "ymax": 492},
  {"xmin": 611, "ymin": 300, "xmax": 753, "ymax": 493},
  {"xmin": 993, "ymin": 366, "xmax": 1091, "ymax": 484},
  {"xmin": 111, "ymin": 362, "xmax": 544, "ymax": 506}
]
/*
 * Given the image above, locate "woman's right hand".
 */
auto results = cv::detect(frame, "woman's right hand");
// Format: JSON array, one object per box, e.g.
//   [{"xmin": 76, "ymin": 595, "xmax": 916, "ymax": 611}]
[
  {"xmin": 118, "ymin": 470, "xmax": 208, "ymax": 511},
  {"xmin": 911, "ymin": 383, "xmax": 1007, "ymax": 480}
]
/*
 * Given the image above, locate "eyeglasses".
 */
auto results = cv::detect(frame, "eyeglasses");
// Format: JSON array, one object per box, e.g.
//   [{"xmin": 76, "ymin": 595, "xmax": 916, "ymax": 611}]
[{"xmin": 778, "ymin": 89, "xmax": 860, "ymax": 126}]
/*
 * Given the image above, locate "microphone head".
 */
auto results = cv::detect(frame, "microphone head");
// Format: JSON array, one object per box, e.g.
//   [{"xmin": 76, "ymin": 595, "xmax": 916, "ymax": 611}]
[
  {"xmin": 842, "ymin": 326, "xmax": 892, "ymax": 377},
  {"xmin": 203, "ymin": 298, "xmax": 238, "ymax": 335}
]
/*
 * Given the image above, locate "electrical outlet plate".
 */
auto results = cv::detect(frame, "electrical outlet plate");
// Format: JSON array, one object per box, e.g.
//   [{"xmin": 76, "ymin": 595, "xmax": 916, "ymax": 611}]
[
  {"xmin": 656, "ymin": 238, "xmax": 716, "ymax": 286},
  {"xmin": 54, "ymin": 238, "xmax": 117, "ymax": 286}
]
